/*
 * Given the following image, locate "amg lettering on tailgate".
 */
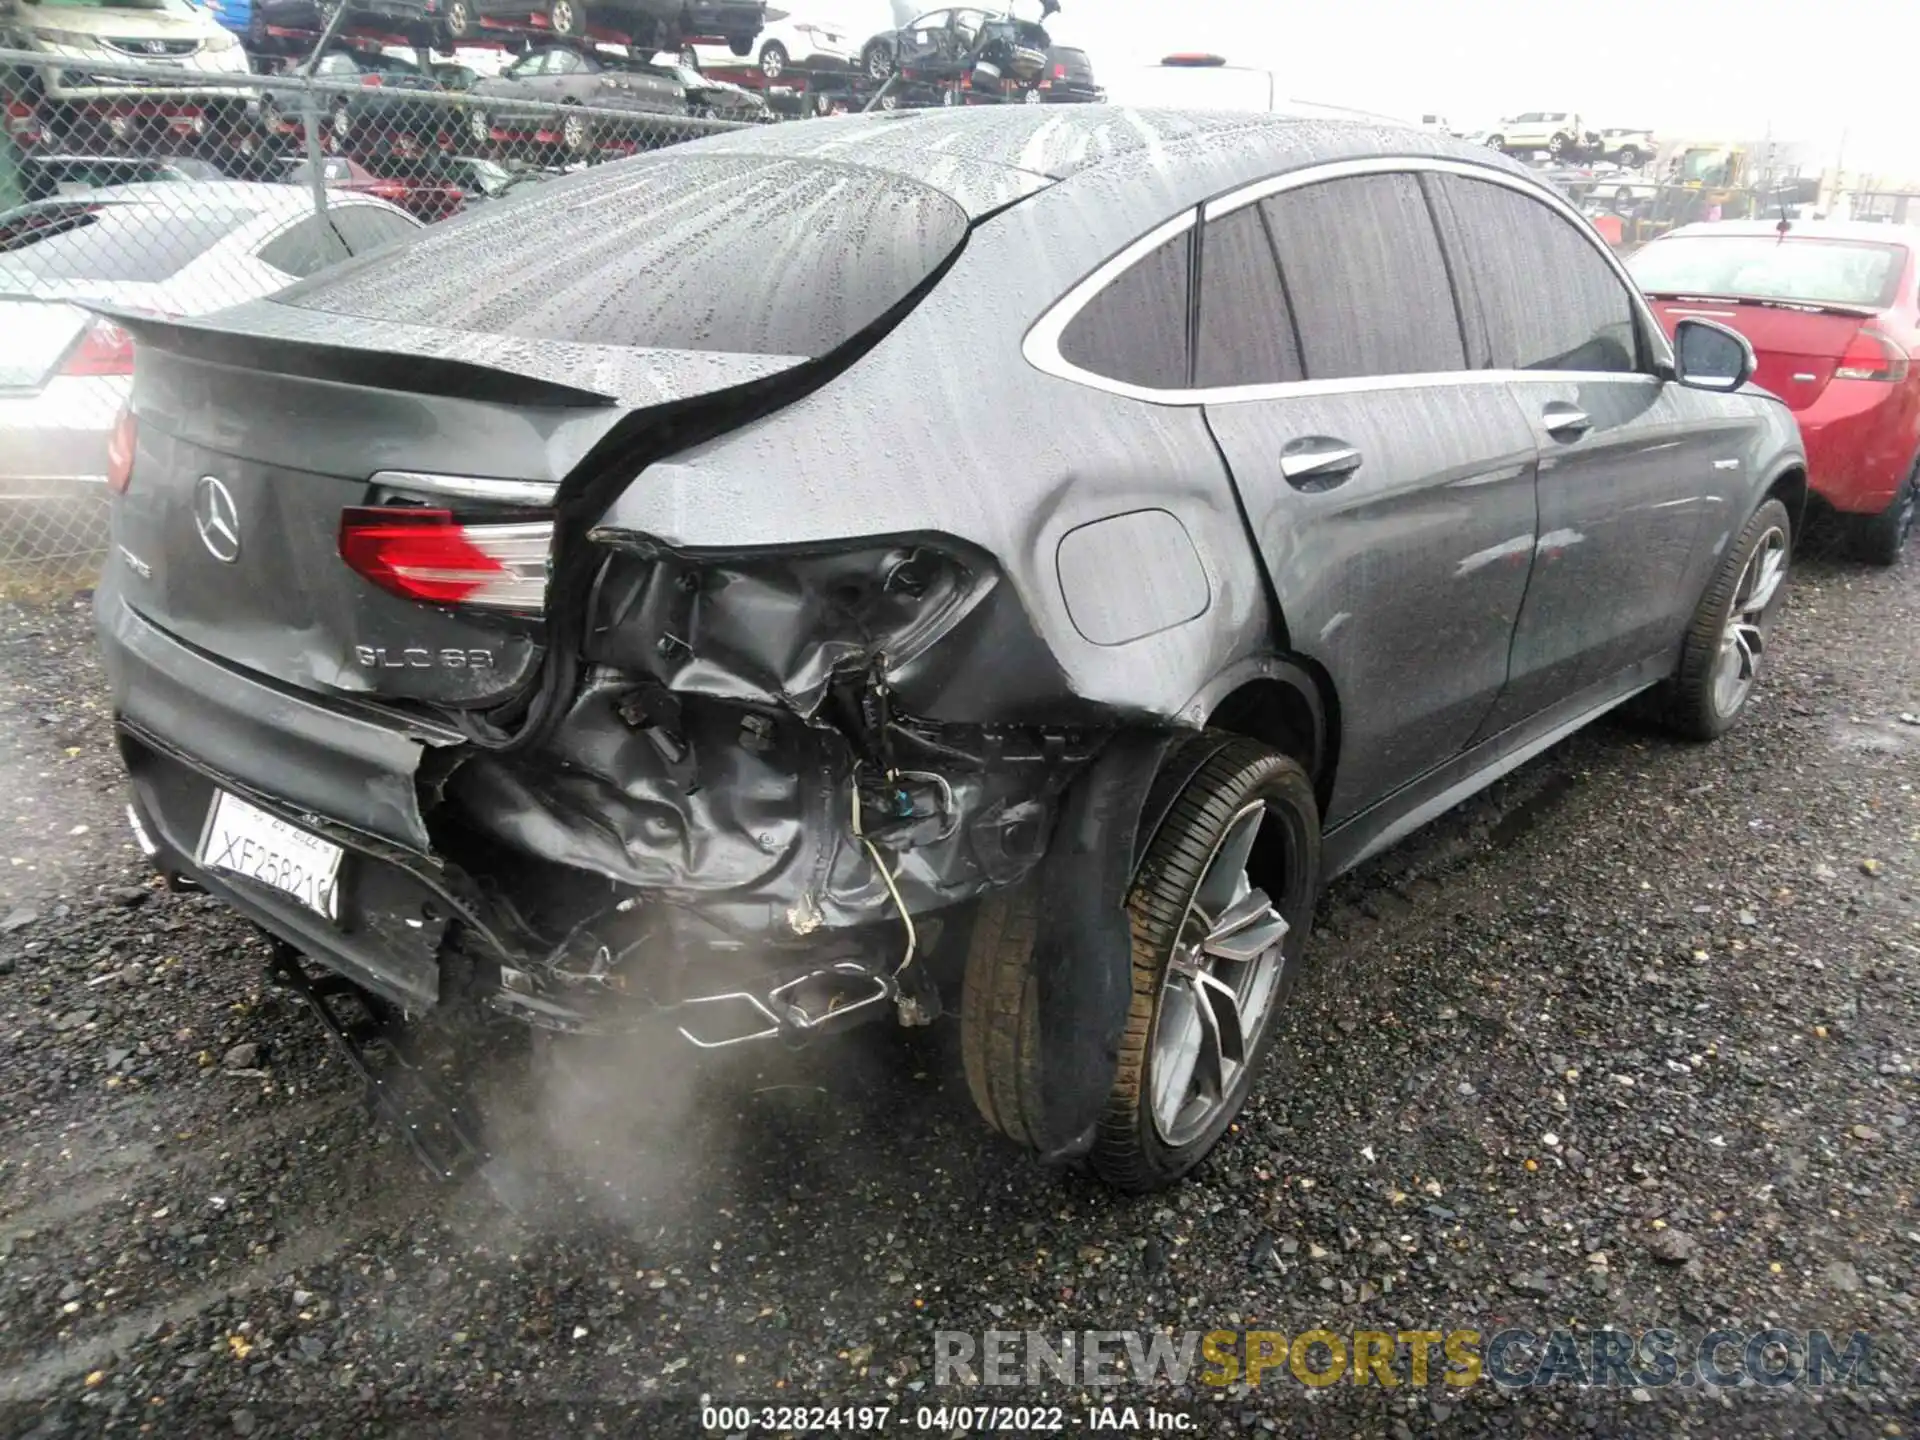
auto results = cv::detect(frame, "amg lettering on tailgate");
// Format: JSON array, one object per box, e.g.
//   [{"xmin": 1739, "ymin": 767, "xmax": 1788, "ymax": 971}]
[{"xmin": 354, "ymin": 647, "xmax": 495, "ymax": 670}]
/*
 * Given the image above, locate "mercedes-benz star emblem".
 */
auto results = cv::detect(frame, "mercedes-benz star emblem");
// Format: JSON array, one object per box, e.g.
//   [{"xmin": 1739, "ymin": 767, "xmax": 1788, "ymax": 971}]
[{"xmin": 193, "ymin": 476, "xmax": 241, "ymax": 563}]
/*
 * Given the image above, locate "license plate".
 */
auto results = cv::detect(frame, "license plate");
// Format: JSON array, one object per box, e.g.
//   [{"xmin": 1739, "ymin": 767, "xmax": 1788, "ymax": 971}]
[{"xmin": 196, "ymin": 791, "xmax": 343, "ymax": 920}]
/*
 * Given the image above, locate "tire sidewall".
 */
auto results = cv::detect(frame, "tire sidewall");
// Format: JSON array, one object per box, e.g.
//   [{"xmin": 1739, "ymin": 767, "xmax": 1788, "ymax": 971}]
[
  {"xmin": 1668, "ymin": 496, "xmax": 1793, "ymax": 740},
  {"xmin": 1095, "ymin": 745, "xmax": 1321, "ymax": 1190}
]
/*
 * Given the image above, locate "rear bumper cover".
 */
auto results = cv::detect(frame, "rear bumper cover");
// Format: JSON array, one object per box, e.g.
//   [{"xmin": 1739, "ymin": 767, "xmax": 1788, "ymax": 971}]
[
  {"xmin": 96, "ymin": 579, "xmax": 448, "ymax": 852},
  {"xmin": 1796, "ymin": 380, "xmax": 1918, "ymax": 514},
  {"xmin": 97, "ymin": 579, "xmax": 466, "ymax": 1009}
]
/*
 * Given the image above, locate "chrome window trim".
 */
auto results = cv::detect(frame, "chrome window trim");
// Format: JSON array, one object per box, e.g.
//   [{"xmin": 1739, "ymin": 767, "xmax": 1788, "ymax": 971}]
[
  {"xmin": 1019, "ymin": 207, "xmax": 1198, "ymax": 404},
  {"xmin": 1022, "ymin": 153, "xmax": 1674, "ymax": 408},
  {"xmin": 370, "ymin": 470, "xmax": 560, "ymax": 507}
]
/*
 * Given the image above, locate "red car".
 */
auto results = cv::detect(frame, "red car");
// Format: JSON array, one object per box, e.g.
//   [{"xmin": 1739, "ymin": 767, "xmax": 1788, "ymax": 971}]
[
  {"xmin": 1630, "ymin": 220, "xmax": 1919, "ymax": 563},
  {"xmin": 282, "ymin": 157, "xmax": 468, "ymax": 224}
]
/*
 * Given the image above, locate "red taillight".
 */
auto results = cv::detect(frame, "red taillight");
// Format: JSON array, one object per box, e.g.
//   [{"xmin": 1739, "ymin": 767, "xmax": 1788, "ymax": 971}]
[
  {"xmin": 1052, "ymin": 63, "xmax": 1066, "ymax": 77},
  {"xmin": 1835, "ymin": 325, "xmax": 1911, "ymax": 383},
  {"xmin": 106, "ymin": 406, "xmax": 137, "ymax": 495},
  {"xmin": 360, "ymin": 73, "xmax": 383, "ymax": 86},
  {"xmin": 62, "ymin": 319, "xmax": 134, "ymax": 377},
  {"xmin": 339, "ymin": 507, "xmax": 550, "ymax": 611}
]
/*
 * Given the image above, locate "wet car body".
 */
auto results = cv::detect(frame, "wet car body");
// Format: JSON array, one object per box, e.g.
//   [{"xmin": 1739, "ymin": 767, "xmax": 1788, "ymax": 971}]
[{"xmin": 96, "ymin": 108, "xmax": 1806, "ymax": 1183}]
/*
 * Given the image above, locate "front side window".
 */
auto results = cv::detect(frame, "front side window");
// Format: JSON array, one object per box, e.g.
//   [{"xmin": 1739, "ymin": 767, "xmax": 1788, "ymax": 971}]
[
  {"xmin": 1057, "ymin": 228, "xmax": 1191, "ymax": 390},
  {"xmin": 1256, "ymin": 173, "xmax": 1466, "ymax": 380},
  {"xmin": 1433, "ymin": 174, "xmax": 1641, "ymax": 374}
]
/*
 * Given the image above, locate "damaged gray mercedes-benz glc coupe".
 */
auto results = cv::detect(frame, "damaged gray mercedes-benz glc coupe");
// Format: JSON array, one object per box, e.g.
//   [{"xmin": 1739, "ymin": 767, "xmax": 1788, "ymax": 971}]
[{"xmin": 96, "ymin": 107, "xmax": 1805, "ymax": 1191}]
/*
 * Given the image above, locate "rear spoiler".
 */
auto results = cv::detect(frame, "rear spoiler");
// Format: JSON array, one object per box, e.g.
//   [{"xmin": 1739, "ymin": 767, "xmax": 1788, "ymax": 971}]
[
  {"xmin": 92, "ymin": 305, "xmax": 620, "ymax": 410},
  {"xmin": 1642, "ymin": 291, "xmax": 1882, "ymax": 320}
]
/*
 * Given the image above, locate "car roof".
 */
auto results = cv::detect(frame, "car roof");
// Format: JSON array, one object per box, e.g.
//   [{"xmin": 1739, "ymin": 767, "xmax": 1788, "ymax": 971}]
[
  {"xmin": 1661, "ymin": 219, "xmax": 1920, "ymax": 246},
  {"xmin": 66, "ymin": 180, "xmax": 322, "ymax": 210},
  {"xmin": 681, "ymin": 105, "xmax": 1523, "ymax": 220}
]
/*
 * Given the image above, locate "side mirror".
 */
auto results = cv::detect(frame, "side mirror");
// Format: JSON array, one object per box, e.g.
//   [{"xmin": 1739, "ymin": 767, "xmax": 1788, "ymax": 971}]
[{"xmin": 1672, "ymin": 316, "xmax": 1755, "ymax": 393}]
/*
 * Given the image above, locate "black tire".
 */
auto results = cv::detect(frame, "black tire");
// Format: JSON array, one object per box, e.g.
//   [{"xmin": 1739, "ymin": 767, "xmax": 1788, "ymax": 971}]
[
  {"xmin": 1662, "ymin": 497, "xmax": 1793, "ymax": 741},
  {"xmin": 442, "ymin": 0, "xmax": 473, "ymax": 39},
  {"xmin": 1547, "ymin": 131, "xmax": 1569, "ymax": 156},
  {"xmin": 726, "ymin": 32, "xmax": 752, "ymax": 56},
  {"xmin": 1850, "ymin": 465, "xmax": 1916, "ymax": 567},
  {"xmin": 1485, "ymin": 133, "xmax": 1506, "ymax": 152},
  {"xmin": 863, "ymin": 40, "xmax": 893, "ymax": 82},
  {"xmin": 1615, "ymin": 144, "xmax": 1643, "ymax": 168},
  {"xmin": 757, "ymin": 39, "xmax": 787, "ymax": 78},
  {"xmin": 547, "ymin": 0, "xmax": 585, "ymax": 37},
  {"xmin": 961, "ymin": 735, "xmax": 1321, "ymax": 1192}
]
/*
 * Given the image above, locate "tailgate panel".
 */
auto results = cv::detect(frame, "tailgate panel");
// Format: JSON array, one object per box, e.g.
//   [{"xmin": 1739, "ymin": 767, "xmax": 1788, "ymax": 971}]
[{"xmin": 116, "ymin": 419, "xmax": 546, "ymax": 705}]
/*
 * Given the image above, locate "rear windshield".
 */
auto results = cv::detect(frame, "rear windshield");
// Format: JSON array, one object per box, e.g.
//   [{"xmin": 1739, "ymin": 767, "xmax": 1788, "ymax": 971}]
[
  {"xmin": 276, "ymin": 153, "xmax": 969, "ymax": 358},
  {"xmin": 0, "ymin": 202, "xmax": 252, "ymax": 282},
  {"xmin": 1629, "ymin": 236, "xmax": 1906, "ymax": 308}
]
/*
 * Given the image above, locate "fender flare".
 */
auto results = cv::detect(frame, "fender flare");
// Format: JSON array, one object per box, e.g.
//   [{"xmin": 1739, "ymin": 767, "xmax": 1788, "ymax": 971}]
[{"xmin": 1028, "ymin": 728, "xmax": 1172, "ymax": 1160}]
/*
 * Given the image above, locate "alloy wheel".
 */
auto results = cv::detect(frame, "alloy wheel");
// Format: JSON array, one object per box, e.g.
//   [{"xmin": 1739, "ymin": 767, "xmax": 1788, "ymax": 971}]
[
  {"xmin": 561, "ymin": 109, "xmax": 588, "ymax": 151},
  {"xmin": 1146, "ymin": 801, "xmax": 1291, "ymax": 1148},
  {"xmin": 329, "ymin": 100, "xmax": 351, "ymax": 139},
  {"xmin": 551, "ymin": 0, "xmax": 577, "ymax": 33},
  {"xmin": 467, "ymin": 108, "xmax": 490, "ymax": 144},
  {"xmin": 759, "ymin": 43, "xmax": 784, "ymax": 78},
  {"xmin": 1711, "ymin": 524, "xmax": 1788, "ymax": 717}
]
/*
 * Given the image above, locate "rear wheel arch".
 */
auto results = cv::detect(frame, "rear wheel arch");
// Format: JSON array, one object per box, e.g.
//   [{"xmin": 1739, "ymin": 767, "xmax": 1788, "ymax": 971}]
[{"xmin": 1189, "ymin": 656, "xmax": 1339, "ymax": 822}]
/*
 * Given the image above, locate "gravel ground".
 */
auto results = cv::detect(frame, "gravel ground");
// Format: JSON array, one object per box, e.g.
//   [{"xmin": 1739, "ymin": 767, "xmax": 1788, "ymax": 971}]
[{"xmin": 0, "ymin": 533, "xmax": 1913, "ymax": 1439}]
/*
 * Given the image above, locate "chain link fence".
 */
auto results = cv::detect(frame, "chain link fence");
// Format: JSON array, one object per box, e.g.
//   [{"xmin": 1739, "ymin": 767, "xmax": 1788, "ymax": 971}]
[{"xmin": 0, "ymin": 39, "xmax": 757, "ymax": 592}]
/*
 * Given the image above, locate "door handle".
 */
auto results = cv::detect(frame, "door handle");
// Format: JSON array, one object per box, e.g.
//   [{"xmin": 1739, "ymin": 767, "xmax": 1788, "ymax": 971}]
[
  {"xmin": 1279, "ymin": 436, "xmax": 1362, "ymax": 491},
  {"xmin": 1542, "ymin": 403, "xmax": 1592, "ymax": 440}
]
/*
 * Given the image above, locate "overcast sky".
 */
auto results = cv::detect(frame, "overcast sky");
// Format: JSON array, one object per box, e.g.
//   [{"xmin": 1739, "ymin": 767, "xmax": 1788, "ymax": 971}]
[{"xmin": 847, "ymin": 0, "xmax": 1920, "ymax": 182}]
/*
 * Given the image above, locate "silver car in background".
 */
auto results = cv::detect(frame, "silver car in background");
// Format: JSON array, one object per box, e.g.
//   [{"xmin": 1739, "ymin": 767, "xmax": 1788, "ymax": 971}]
[{"xmin": 0, "ymin": 182, "xmax": 420, "ymax": 490}]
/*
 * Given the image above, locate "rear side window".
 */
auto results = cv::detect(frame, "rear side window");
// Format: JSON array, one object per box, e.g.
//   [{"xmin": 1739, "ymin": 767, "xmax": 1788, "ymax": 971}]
[
  {"xmin": 1434, "ymin": 174, "xmax": 1641, "ymax": 373},
  {"xmin": 1256, "ymin": 173, "xmax": 1466, "ymax": 380},
  {"xmin": 1058, "ymin": 229, "xmax": 1191, "ymax": 390},
  {"xmin": 277, "ymin": 154, "xmax": 970, "ymax": 359},
  {"xmin": 1196, "ymin": 205, "xmax": 1300, "ymax": 386},
  {"xmin": 329, "ymin": 204, "xmax": 419, "ymax": 255},
  {"xmin": 257, "ymin": 215, "xmax": 347, "ymax": 278}
]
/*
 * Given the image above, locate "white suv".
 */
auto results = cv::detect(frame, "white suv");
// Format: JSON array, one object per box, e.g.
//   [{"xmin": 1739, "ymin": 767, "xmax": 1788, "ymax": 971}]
[
  {"xmin": 8, "ymin": 0, "xmax": 255, "ymax": 105},
  {"xmin": 1482, "ymin": 111, "xmax": 1586, "ymax": 157}
]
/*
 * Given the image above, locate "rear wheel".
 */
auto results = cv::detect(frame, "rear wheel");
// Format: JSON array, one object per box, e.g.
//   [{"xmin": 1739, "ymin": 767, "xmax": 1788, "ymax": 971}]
[
  {"xmin": 1615, "ymin": 144, "xmax": 1643, "ymax": 167},
  {"xmin": 1851, "ymin": 465, "xmax": 1916, "ymax": 566},
  {"xmin": 558, "ymin": 102, "xmax": 589, "ymax": 152},
  {"xmin": 466, "ymin": 107, "xmax": 491, "ymax": 144},
  {"xmin": 548, "ymin": 0, "xmax": 584, "ymax": 37},
  {"xmin": 442, "ymin": 0, "xmax": 474, "ymax": 39},
  {"xmin": 961, "ymin": 736, "xmax": 1321, "ymax": 1192},
  {"xmin": 1485, "ymin": 132, "xmax": 1506, "ymax": 151},
  {"xmin": 1547, "ymin": 131, "xmax": 1569, "ymax": 156},
  {"xmin": 863, "ymin": 40, "xmax": 894, "ymax": 81},
  {"xmin": 758, "ymin": 40, "xmax": 787, "ymax": 78},
  {"xmin": 1662, "ymin": 497, "xmax": 1792, "ymax": 740}
]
